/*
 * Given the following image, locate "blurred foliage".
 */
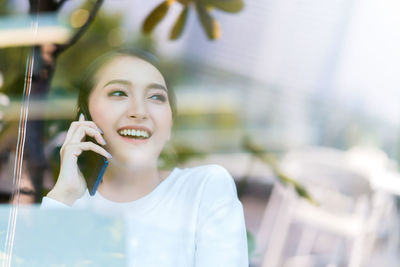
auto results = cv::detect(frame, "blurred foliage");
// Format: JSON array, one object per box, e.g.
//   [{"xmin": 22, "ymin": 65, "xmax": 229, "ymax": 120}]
[
  {"xmin": 52, "ymin": 6, "xmax": 135, "ymax": 90},
  {"xmin": 142, "ymin": 0, "xmax": 244, "ymax": 40},
  {"xmin": 247, "ymin": 230, "xmax": 256, "ymax": 259},
  {"xmin": 0, "ymin": 48, "xmax": 28, "ymax": 95},
  {"xmin": 0, "ymin": 0, "xmax": 29, "ymax": 98},
  {"xmin": 158, "ymin": 142, "xmax": 205, "ymax": 169},
  {"xmin": 0, "ymin": 0, "xmax": 8, "ymax": 15},
  {"xmin": 0, "ymin": 46, "xmax": 29, "ymax": 150},
  {"xmin": 169, "ymin": 5, "xmax": 188, "ymax": 39},
  {"xmin": 242, "ymin": 136, "xmax": 318, "ymax": 205}
]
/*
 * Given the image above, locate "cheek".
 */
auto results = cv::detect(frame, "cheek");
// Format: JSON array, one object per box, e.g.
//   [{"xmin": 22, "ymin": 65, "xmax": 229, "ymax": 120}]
[
  {"xmin": 88, "ymin": 97, "xmax": 112, "ymax": 127},
  {"xmin": 152, "ymin": 107, "xmax": 172, "ymax": 134},
  {"xmin": 161, "ymin": 110, "xmax": 173, "ymax": 139},
  {"xmin": 90, "ymin": 109, "xmax": 107, "ymax": 126},
  {"xmin": 159, "ymin": 106, "xmax": 173, "ymax": 126}
]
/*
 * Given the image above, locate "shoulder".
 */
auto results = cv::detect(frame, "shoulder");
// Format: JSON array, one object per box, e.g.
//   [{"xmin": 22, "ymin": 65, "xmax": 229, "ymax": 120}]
[
  {"xmin": 180, "ymin": 164, "xmax": 231, "ymax": 178},
  {"xmin": 177, "ymin": 164, "xmax": 238, "ymax": 200},
  {"xmin": 178, "ymin": 164, "xmax": 234, "ymax": 184}
]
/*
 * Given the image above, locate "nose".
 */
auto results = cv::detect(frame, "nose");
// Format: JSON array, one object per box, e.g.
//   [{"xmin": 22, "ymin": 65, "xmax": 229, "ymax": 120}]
[{"xmin": 127, "ymin": 97, "xmax": 148, "ymax": 120}]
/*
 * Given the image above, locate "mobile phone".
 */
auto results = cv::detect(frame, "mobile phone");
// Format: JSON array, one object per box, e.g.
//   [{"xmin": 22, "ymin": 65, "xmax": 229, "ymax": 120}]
[{"xmin": 77, "ymin": 137, "xmax": 108, "ymax": 196}]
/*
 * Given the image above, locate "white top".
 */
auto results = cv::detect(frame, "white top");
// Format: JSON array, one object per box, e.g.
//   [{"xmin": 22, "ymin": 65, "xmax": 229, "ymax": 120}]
[{"xmin": 41, "ymin": 164, "xmax": 249, "ymax": 267}]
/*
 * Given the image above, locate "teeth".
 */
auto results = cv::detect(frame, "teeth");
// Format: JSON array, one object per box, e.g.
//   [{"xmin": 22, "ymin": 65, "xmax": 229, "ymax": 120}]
[{"xmin": 119, "ymin": 129, "xmax": 150, "ymax": 138}]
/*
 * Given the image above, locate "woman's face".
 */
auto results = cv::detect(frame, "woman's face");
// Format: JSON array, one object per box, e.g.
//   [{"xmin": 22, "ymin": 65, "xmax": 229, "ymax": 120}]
[{"xmin": 88, "ymin": 55, "xmax": 172, "ymax": 168}]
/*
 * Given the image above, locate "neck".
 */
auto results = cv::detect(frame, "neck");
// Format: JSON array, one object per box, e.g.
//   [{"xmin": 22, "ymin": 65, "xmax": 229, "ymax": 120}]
[{"xmin": 98, "ymin": 159, "xmax": 161, "ymax": 202}]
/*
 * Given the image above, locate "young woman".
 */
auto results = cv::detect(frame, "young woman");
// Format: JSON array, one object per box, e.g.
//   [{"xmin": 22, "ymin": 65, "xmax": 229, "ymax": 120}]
[{"xmin": 41, "ymin": 49, "xmax": 248, "ymax": 266}]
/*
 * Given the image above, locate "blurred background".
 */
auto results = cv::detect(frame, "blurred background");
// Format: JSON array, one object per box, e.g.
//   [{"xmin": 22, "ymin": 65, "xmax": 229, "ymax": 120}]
[{"xmin": 0, "ymin": 0, "xmax": 400, "ymax": 266}]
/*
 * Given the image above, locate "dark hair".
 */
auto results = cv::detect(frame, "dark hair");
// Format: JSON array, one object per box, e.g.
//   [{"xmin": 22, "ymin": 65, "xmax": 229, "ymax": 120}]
[{"xmin": 75, "ymin": 48, "xmax": 177, "ymax": 121}]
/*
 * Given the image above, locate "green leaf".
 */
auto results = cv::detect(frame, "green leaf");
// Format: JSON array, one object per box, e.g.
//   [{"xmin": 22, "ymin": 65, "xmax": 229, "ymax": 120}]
[
  {"xmin": 242, "ymin": 135, "xmax": 264, "ymax": 156},
  {"xmin": 294, "ymin": 182, "xmax": 318, "ymax": 205},
  {"xmin": 202, "ymin": 0, "xmax": 244, "ymax": 13},
  {"xmin": 195, "ymin": 2, "xmax": 221, "ymax": 40},
  {"xmin": 169, "ymin": 6, "xmax": 189, "ymax": 40},
  {"xmin": 142, "ymin": 1, "xmax": 172, "ymax": 34}
]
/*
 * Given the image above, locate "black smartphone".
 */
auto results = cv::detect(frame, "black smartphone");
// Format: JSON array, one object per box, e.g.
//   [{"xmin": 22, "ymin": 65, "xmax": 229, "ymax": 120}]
[{"xmin": 77, "ymin": 136, "xmax": 108, "ymax": 196}]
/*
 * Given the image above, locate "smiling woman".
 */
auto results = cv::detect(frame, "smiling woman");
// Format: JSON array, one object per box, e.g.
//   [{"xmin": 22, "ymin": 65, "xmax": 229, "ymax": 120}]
[
  {"xmin": 87, "ymin": 54, "xmax": 173, "ymax": 184},
  {"xmin": 40, "ymin": 49, "xmax": 248, "ymax": 266}
]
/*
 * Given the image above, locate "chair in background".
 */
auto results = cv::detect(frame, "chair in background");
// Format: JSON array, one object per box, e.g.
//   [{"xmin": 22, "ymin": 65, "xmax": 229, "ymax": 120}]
[{"xmin": 252, "ymin": 146, "xmax": 395, "ymax": 267}]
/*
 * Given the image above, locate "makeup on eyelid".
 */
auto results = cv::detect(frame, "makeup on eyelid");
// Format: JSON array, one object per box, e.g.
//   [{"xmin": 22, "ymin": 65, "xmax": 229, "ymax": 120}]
[{"xmin": 105, "ymin": 87, "xmax": 168, "ymax": 102}]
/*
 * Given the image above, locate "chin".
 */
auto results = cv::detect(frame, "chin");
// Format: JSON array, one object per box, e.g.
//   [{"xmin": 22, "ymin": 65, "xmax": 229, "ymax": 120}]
[{"xmin": 115, "ymin": 151, "xmax": 159, "ymax": 169}]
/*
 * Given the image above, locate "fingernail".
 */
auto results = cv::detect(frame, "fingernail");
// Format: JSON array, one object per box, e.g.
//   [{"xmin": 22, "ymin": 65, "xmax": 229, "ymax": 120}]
[
  {"xmin": 107, "ymin": 152, "xmax": 112, "ymax": 158},
  {"xmin": 79, "ymin": 113, "xmax": 85, "ymax": 121},
  {"xmin": 102, "ymin": 138, "xmax": 107, "ymax": 145},
  {"xmin": 98, "ymin": 127, "xmax": 104, "ymax": 134}
]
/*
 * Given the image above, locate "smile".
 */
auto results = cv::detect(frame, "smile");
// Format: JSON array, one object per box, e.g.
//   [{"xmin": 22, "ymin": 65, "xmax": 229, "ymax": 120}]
[{"xmin": 118, "ymin": 128, "xmax": 151, "ymax": 139}]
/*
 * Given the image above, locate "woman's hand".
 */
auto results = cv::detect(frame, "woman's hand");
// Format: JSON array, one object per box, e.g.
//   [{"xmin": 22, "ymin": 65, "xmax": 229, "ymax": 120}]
[{"xmin": 46, "ymin": 114, "xmax": 111, "ymax": 206}]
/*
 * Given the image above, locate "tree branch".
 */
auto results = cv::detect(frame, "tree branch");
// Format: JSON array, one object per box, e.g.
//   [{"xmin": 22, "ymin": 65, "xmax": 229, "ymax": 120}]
[{"xmin": 54, "ymin": 0, "xmax": 104, "ymax": 56}]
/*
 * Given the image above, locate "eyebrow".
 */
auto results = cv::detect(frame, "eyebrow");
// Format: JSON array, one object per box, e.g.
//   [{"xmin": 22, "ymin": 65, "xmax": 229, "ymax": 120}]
[
  {"xmin": 104, "ymin": 79, "xmax": 132, "ymax": 87},
  {"xmin": 103, "ymin": 80, "xmax": 167, "ymax": 92},
  {"xmin": 147, "ymin": 83, "xmax": 168, "ymax": 92}
]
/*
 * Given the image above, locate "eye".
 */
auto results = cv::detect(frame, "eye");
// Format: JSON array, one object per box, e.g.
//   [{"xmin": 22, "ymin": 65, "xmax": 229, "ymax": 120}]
[
  {"xmin": 149, "ymin": 94, "xmax": 167, "ymax": 102},
  {"xmin": 108, "ymin": 90, "xmax": 127, "ymax": 97}
]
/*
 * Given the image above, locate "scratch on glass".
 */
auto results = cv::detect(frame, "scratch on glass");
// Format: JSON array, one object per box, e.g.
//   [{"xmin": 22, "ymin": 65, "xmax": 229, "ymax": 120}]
[{"xmin": 2, "ymin": 31, "xmax": 36, "ymax": 267}]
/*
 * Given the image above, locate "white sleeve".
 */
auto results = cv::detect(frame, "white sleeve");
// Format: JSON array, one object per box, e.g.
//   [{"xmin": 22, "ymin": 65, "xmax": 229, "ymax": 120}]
[
  {"xmin": 40, "ymin": 196, "xmax": 71, "ymax": 209},
  {"xmin": 195, "ymin": 165, "xmax": 249, "ymax": 267}
]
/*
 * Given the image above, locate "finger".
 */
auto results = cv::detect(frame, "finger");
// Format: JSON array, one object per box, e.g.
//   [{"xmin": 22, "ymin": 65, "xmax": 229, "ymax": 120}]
[
  {"xmin": 64, "ymin": 121, "xmax": 102, "ymax": 144},
  {"xmin": 70, "ymin": 126, "xmax": 106, "ymax": 145},
  {"xmin": 63, "ymin": 142, "xmax": 112, "ymax": 159},
  {"xmin": 78, "ymin": 114, "xmax": 103, "ymax": 133},
  {"xmin": 80, "ymin": 142, "xmax": 112, "ymax": 159}
]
